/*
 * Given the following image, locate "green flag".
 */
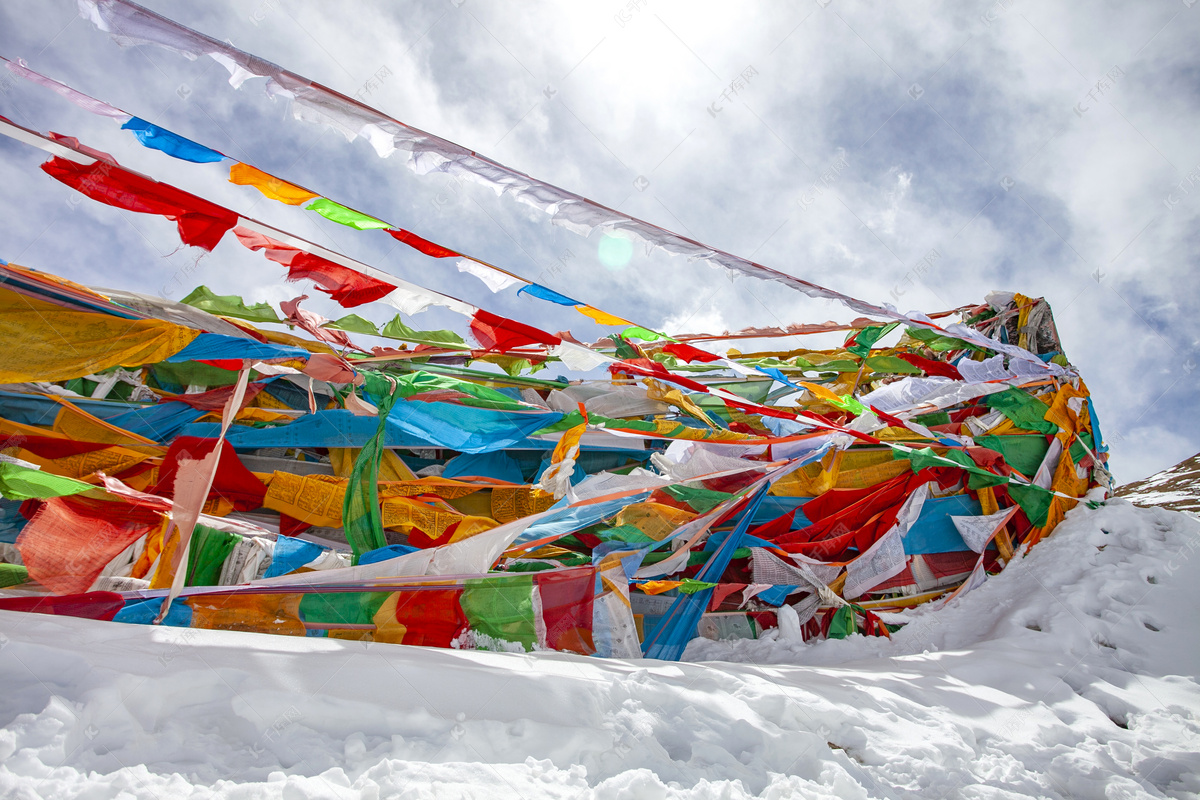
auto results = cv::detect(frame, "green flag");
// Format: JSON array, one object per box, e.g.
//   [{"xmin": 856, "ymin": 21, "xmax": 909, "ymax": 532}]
[
  {"xmin": 895, "ymin": 447, "xmax": 1007, "ymax": 488},
  {"xmin": 1007, "ymin": 482, "xmax": 1054, "ymax": 527},
  {"xmin": 611, "ymin": 335, "xmax": 641, "ymax": 360},
  {"xmin": 180, "ymin": 285, "xmax": 282, "ymax": 324},
  {"xmin": 460, "ymin": 573, "xmax": 537, "ymax": 649},
  {"xmin": 305, "ymin": 197, "xmax": 391, "ymax": 231},
  {"xmin": 379, "ymin": 316, "xmax": 468, "ymax": 348},
  {"xmin": 324, "ymin": 314, "xmax": 380, "ymax": 336},
  {"xmin": 342, "ymin": 372, "xmax": 404, "ymax": 559},
  {"xmin": 621, "ymin": 326, "xmax": 672, "ymax": 342},
  {"xmin": 827, "ymin": 605, "xmax": 858, "ymax": 639},
  {"xmin": 0, "ymin": 462, "xmax": 94, "ymax": 500},
  {"xmin": 0, "ymin": 563, "xmax": 28, "ymax": 588},
  {"xmin": 185, "ymin": 525, "xmax": 241, "ymax": 587},
  {"xmin": 904, "ymin": 326, "xmax": 984, "ymax": 353},
  {"xmin": 985, "ymin": 388, "xmax": 1057, "ymax": 435},
  {"xmin": 390, "ymin": 370, "xmax": 528, "ymax": 410},
  {"xmin": 863, "ymin": 355, "xmax": 921, "ymax": 375},
  {"xmin": 845, "ymin": 322, "xmax": 899, "ymax": 358},
  {"xmin": 661, "ymin": 484, "xmax": 733, "ymax": 514}
]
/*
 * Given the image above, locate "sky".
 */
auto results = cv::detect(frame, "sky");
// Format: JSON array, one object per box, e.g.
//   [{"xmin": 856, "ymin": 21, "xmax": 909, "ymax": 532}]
[{"xmin": 0, "ymin": 0, "xmax": 1196, "ymax": 483}]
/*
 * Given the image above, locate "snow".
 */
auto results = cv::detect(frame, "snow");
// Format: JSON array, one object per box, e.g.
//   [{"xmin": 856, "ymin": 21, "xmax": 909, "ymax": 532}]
[{"xmin": 1, "ymin": 499, "xmax": 1198, "ymax": 798}]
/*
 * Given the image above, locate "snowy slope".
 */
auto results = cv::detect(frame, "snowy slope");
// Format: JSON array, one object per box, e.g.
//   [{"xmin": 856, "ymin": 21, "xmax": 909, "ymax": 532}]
[
  {"xmin": 1, "ymin": 499, "xmax": 1198, "ymax": 799},
  {"xmin": 1119, "ymin": 453, "xmax": 1200, "ymax": 515}
]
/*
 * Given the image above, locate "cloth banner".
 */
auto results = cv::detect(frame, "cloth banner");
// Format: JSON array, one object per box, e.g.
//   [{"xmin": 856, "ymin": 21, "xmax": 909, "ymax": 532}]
[
  {"xmin": 950, "ymin": 507, "xmax": 1019, "ymax": 553},
  {"xmin": 229, "ymin": 162, "xmax": 317, "ymax": 205},
  {"xmin": 387, "ymin": 229, "xmax": 460, "ymax": 258},
  {"xmin": 470, "ymin": 309, "xmax": 561, "ymax": 351},
  {"xmin": 233, "ymin": 227, "xmax": 396, "ymax": 308},
  {"xmin": 642, "ymin": 483, "xmax": 770, "ymax": 660},
  {"xmin": 156, "ymin": 367, "xmax": 251, "ymax": 618},
  {"xmin": 17, "ymin": 497, "xmax": 162, "ymax": 594},
  {"xmin": 76, "ymin": 0, "xmax": 1060, "ymax": 372},
  {"xmin": 843, "ymin": 482, "xmax": 930, "ymax": 599},
  {"xmin": 342, "ymin": 373, "xmax": 402, "ymax": 558},
  {"xmin": 121, "ymin": 116, "xmax": 225, "ymax": 163},
  {"xmin": 41, "ymin": 155, "xmax": 237, "ymax": 251},
  {"xmin": 180, "ymin": 285, "xmax": 283, "ymax": 324}
]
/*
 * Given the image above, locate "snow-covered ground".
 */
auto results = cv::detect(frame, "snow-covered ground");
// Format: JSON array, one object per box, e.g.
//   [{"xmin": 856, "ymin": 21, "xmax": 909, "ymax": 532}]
[{"xmin": 1, "ymin": 498, "xmax": 1198, "ymax": 799}]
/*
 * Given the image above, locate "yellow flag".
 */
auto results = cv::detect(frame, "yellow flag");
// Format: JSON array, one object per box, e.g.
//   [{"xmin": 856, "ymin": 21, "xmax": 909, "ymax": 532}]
[
  {"xmin": 575, "ymin": 305, "xmax": 631, "ymax": 326},
  {"xmin": 0, "ymin": 284, "xmax": 199, "ymax": 384},
  {"xmin": 229, "ymin": 162, "xmax": 318, "ymax": 206}
]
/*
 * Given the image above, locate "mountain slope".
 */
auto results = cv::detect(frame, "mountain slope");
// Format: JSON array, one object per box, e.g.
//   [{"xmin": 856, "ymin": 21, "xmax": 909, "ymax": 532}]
[{"xmin": 1119, "ymin": 453, "xmax": 1200, "ymax": 514}]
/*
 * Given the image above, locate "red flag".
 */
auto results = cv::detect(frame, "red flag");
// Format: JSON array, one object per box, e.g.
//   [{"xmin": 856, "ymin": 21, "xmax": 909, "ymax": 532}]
[
  {"xmin": 234, "ymin": 227, "xmax": 396, "ymax": 307},
  {"xmin": 662, "ymin": 342, "xmax": 722, "ymax": 363},
  {"xmin": 386, "ymin": 229, "xmax": 460, "ymax": 259},
  {"xmin": 41, "ymin": 156, "xmax": 237, "ymax": 251},
  {"xmin": 166, "ymin": 382, "xmax": 266, "ymax": 411},
  {"xmin": 469, "ymin": 309, "xmax": 561, "ymax": 351},
  {"xmin": 388, "ymin": 588, "xmax": 469, "ymax": 647},
  {"xmin": 286, "ymin": 252, "xmax": 395, "ymax": 307},
  {"xmin": 0, "ymin": 591, "xmax": 124, "ymax": 620},
  {"xmin": 896, "ymin": 352, "xmax": 963, "ymax": 380},
  {"xmin": 748, "ymin": 507, "xmax": 799, "ymax": 541},
  {"xmin": 152, "ymin": 436, "xmax": 267, "ymax": 512},
  {"xmin": 11, "ymin": 436, "xmax": 110, "ymax": 460},
  {"xmin": 536, "ymin": 567, "xmax": 596, "ymax": 655},
  {"xmin": 17, "ymin": 497, "xmax": 163, "ymax": 595},
  {"xmin": 776, "ymin": 470, "xmax": 935, "ymax": 558}
]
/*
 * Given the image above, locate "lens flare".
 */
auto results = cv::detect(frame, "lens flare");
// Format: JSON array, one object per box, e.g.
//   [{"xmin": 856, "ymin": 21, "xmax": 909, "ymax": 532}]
[{"xmin": 597, "ymin": 234, "xmax": 633, "ymax": 270}]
